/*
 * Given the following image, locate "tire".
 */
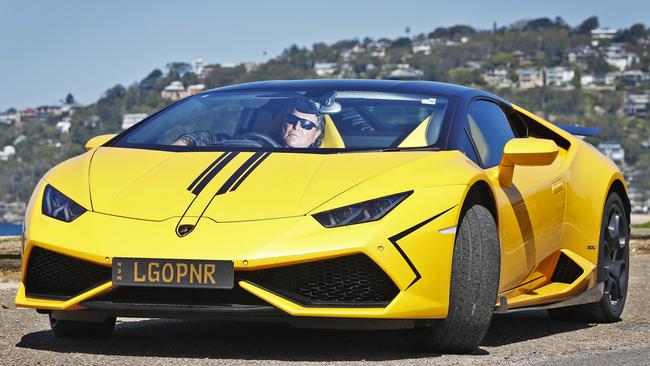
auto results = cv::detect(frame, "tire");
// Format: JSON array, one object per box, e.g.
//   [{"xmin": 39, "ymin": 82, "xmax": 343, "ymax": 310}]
[
  {"xmin": 548, "ymin": 192, "xmax": 629, "ymax": 323},
  {"xmin": 407, "ymin": 204, "xmax": 500, "ymax": 353},
  {"xmin": 49, "ymin": 314, "xmax": 116, "ymax": 338}
]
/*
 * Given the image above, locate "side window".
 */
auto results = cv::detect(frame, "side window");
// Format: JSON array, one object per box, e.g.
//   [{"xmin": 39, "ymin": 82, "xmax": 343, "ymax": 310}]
[
  {"xmin": 466, "ymin": 100, "xmax": 515, "ymax": 167},
  {"xmin": 460, "ymin": 128, "xmax": 480, "ymax": 165}
]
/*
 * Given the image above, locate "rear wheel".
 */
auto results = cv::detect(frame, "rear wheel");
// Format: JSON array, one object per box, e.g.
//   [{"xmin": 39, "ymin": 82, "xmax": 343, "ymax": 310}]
[
  {"xmin": 49, "ymin": 314, "xmax": 116, "ymax": 338},
  {"xmin": 548, "ymin": 192, "xmax": 629, "ymax": 322},
  {"xmin": 407, "ymin": 204, "xmax": 500, "ymax": 353}
]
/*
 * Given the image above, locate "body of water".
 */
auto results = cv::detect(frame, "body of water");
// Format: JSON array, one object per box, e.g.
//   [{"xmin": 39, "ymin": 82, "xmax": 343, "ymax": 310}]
[{"xmin": 0, "ymin": 223, "xmax": 22, "ymax": 236}]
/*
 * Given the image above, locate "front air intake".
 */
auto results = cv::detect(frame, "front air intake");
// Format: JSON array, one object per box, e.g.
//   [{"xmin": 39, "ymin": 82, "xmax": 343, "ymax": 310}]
[
  {"xmin": 246, "ymin": 254, "xmax": 399, "ymax": 307},
  {"xmin": 551, "ymin": 253, "xmax": 584, "ymax": 284},
  {"xmin": 24, "ymin": 246, "xmax": 112, "ymax": 299}
]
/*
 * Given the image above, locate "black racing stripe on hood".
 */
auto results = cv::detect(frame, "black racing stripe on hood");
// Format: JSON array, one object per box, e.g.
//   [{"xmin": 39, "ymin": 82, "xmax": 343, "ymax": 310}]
[
  {"xmin": 187, "ymin": 152, "xmax": 228, "ymax": 192},
  {"xmin": 191, "ymin": 152, "xmax": 239, "ymax": 195},
  {"xmin": 216, "ymin": 152, "xmax": 266, "ymax": 196},
  {"xmin": 229, "ymin": 152, "xmax": 271, "ymax": 192}
]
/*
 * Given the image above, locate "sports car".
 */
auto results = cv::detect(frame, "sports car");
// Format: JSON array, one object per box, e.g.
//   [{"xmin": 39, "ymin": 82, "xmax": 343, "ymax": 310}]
[{"xmin": 16, "ymin": 80, "xmax": 630, "ymax": 353}]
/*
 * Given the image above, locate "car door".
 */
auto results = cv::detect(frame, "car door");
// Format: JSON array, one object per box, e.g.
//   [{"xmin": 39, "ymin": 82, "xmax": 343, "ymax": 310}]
[{"xmin": 464, "ymin": 99, "xmax": 566, "ymax": 290}]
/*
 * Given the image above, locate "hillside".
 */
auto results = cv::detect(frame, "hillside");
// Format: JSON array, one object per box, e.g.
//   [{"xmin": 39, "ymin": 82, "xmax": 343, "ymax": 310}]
[{"xmin": 0, "ymin": 16, "xmax": 649, "ymax": 222}]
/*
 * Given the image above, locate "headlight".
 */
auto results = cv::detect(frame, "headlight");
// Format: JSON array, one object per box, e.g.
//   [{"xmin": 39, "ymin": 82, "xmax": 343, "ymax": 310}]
[
  {"xmin": 41, "ymin": 184, "xmax": 87, "ymax": 222},
  {"xmin": 313, "ymin": 191, "xmax": 412, "ymax": 228}
]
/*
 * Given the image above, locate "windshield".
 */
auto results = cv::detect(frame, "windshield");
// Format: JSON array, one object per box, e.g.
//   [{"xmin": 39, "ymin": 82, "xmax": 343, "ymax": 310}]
[{"xmin": 113, "ymin": 89, "xmax": 450, "ymax": 152}]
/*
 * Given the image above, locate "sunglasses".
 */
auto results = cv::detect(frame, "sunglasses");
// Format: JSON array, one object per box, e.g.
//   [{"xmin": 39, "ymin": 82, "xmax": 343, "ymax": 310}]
[{"xmin": 285, "ymin": 114, "xmax": 319, "ymax": 130}]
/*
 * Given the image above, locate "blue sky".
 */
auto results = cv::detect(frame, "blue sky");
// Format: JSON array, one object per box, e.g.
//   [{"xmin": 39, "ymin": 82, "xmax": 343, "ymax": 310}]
[{"xmin": 1, "ymin": 0, "xmax": 648, "ymax": 111}]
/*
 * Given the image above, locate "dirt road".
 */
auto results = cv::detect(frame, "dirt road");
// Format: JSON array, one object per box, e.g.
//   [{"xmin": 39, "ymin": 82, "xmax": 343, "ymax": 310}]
[{"xmin": 0, "ymin": 242, "xmax": 648, "ymax": 365}]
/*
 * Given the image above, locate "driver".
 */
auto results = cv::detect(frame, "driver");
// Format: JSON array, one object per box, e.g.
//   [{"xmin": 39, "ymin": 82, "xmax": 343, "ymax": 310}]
[
  {"xmin": 281, "ymin": 107, "xmax": 324, "ymax": 148},
  {"xmin": 171, "ymin": 98, "xmax": 329, "ymax": 148}
]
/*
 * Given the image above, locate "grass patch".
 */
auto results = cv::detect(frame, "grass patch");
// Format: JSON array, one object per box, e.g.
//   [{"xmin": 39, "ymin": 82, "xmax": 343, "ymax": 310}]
[{"xmin": 633, "ymin": 221, "xmax": 650, "ymax": 229}]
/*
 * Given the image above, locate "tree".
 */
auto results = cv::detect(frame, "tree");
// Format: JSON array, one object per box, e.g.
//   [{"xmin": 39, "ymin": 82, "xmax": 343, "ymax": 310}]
[
  {"xmin": 615, "ymin": 23, "xmax": 647, "ymax": 43},
  {"xmin": 448, "ymin": 67, "xmax": 482, "ymax": 85},
  {"xmin": 390, "ymin": 37, "xmax": 412, "ymax": 49},
  {"xmin": 166, "ymin": 62, "xmax": 193, "ymax": 78},
  {"xmin": 575, "ymin": 16, "xmax": 599, "ymax": 35},
  {"xmin": 523, "ymin": 18, "xmax": 556, "ymax": 31},
  {"xmin": 487, "ymin": 52, "xmax": 516, "ymax": 68},
  {"xmin": 312, "ymin": 42, "xmax": 338, "ymax": 62},
  {"xmin": 65, "ymin": 93, "xmax": 75, "ymax": 105},
  {"xmin": 140, "ymin": 69, "xmax": 163, "ymax": 90}
]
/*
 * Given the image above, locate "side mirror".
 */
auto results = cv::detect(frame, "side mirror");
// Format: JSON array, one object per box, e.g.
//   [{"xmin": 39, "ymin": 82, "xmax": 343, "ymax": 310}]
[
  {"xmin": 85, "ymin": 134, "xmax": 117, "ymax": 151},
  {"xmin": 498, "ymin": 138, "xmax": 559, "ymax": 187}
]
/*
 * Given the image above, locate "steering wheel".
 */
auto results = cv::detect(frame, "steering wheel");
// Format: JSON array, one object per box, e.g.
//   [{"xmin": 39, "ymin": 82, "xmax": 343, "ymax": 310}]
[{"xmin": 240, "ymin": 132, "xmax": 281, "ymax": 147}]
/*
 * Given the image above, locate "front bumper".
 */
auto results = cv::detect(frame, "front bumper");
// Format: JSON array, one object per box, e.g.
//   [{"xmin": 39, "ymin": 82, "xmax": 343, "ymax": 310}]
[{"xmin": 16, "ymin": 182, "xmax": 464, "ymax": 319}]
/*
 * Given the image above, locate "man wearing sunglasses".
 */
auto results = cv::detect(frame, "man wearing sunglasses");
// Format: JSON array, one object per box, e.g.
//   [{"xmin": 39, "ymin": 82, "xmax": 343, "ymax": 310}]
[{"xmin": 281, "ymin": 107, "xmax": 324, "ymax": 148}]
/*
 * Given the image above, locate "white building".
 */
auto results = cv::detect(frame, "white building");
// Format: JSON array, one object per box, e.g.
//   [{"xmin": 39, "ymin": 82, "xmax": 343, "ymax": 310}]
[
  {"xmin": 545, "ymin": 66, "xmax": 575, "ymax": 87},
  {"xmin": 581, "ymin": 72, "xmax": 619, "ymax": 87},
  {"xmin": 55, "ymin": 120, "xmax": 71, "ymax": 134},
  {"xmin": 161, "ymin": 81, "xmax": 186, "ymax": 100},
  {"xmin": 121, "ymin": 113, "xmax": 149, "ymax": 130},
  {"xmin": 604, "ymin": 45, "xmax": 639, "ymax": 71},
  {"xmin": 568, "ymin": 46, "xmax": 595, "ymax": 63},
  {"xmin": 517, "ymin": 68, "xmax": 544, "ymax": 89},
  {"xmin": 187, "ymin": 84, "xmax": 205, "ymax": 95},
  {"xmin": 598, "ymin": 142, "xmax": 625, "ymax": 165},
  {"xmin": 621, "ymin": 70, "xmax": 647, "ymax": 85},
  {"xmin": 161, "ymin": 82, "xmax": 205, "ymax": 101},
  {"xmin": 314, "ymin": 62, "xmax": 338, "ymax": 77},
  {"xmin": 387, "ymin": 64, "xmax": 424, "ymax": 80},
  {"xmin": 591, "ymin": 28, "xmax": 618, "ymax": 40},
  {"xmin": 482, "ymin": 68, "xmax": 512, "ymax": 88},
  {"xmin": 412, "ymin": 39, "xmax": 437, "ymax": 55},
  {"xmin": 0, "ymin": 146, "xmax": 15, "ymax": 161},
  {"xmin": 580, "ymin": 74, "xmax": 595, "ymax": 87},
  {"xmin": 625, "ymin": 94, "xmax": 649, "ymax": 116},
  {"xmin": 0, "ymin": 112, "xmax": 20, "ymax": 125},
  {"xmin": 193, "ymin": 58, "xmax": 205, "ymax": 76}
]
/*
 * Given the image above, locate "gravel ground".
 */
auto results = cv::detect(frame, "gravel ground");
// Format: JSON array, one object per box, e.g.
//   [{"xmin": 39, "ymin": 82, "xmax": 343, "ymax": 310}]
[{"xmin": 0, "ymin": 245, "xmax": 648, "ymax": 365}]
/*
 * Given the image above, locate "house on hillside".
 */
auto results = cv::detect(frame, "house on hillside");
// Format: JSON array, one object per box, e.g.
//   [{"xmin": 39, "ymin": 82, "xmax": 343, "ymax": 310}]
[
  {"xmin": 568, "ymin": 46, "xmax": 594, "ymax": 63},
  {"xmin": 412, "ymin": 39, "xmax": 437, "ymax": 55},
  {"xmin": 0, "ymin": 146, "xmax": 15, "ymax": 161},
  {"xmin": 314, "ymin": 62, "xmax": 337, "ymax": 77},
  {"xmin": 482, "ymin": 68, "xmax": 512, "ymax": 88},
  {"xmin": 19, "ymin": 108, "xmax": 37, "ymax": 119},
  {"xmin": 36, "ymin": 105, "xmax": 62, "ymax": 117},
  {"xmin": 161, "ymin": 82, "xmax": 205, "ymax": 101},
  {"xmin": 0, "ymin": 112, "xmax": 20, "ymax": 125},
  {"xmin": 545, "ymin": 66, "xmax": 575, "ymax": 88},
  {"xmin": 580, "ymin": 72, "xmax": 619, "ymax": 88},
  {"xmin": 387, "ymin": 64, "xmax": 424, "ymax": 80},
  {"xmin": 604, "ymin": 44, "xmax": 639, "ymax": 71},
  {"xmin": 193, "ymin": 58, "xmax": 205, "ymax": 76},
  {"xmin": 591, "ymin": 28, "xmax": 618, "ymax": 40},
  {"xmin": 516, "ymin": 68, "xmax": 544, "ymax": 89},
  {"xmin": 55, "ymin": 120, "xmax": 71, "ymax": 134},
  {"xmin": 625, "ymin": 94, "xmax": 649, "ymax": 117},
  {"xmin": 161, "ymin": 81, "xmax": 186, "ymax": 100},
  {"xmin": 121, "ymin": 113, "xmax": 149, "ymax": 130},
  {"xmin": 621, "ymin": 70, "xmax": 648, "ymax": 86}
]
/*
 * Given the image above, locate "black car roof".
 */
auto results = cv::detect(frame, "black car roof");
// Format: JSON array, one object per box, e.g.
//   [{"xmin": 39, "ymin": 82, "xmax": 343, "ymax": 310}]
[{"xmin": 210, "ymin": 79, "xmax": 511, "ymax": 106}]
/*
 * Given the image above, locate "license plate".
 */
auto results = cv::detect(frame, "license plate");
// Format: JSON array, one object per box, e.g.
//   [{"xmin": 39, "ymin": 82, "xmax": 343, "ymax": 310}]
[{"xmin": 112, "ymin": 258, "xmax": 234, "ymax": 289}]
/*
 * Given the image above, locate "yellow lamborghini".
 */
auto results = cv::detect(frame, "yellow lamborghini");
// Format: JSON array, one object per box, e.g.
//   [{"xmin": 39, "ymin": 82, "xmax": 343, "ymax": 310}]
[{"xmin": 16, "ymin": 80, "xmax": 630, "ymax": 353}]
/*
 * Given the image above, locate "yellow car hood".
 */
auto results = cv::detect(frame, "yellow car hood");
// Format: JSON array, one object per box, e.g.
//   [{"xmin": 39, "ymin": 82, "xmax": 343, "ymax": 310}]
[{"xmin": 87, "ymin": 147, "xmax": 433, "ymax": 222}]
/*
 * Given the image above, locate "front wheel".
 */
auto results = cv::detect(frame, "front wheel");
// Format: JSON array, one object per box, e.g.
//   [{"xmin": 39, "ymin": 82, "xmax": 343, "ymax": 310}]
[
  {"xmin": 549, "ymin": 192, "xmax": 629, "ymax": 322},
  {"xmin": 407, "ymin": 204, "xmax": 500, "ymax": 353}
]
